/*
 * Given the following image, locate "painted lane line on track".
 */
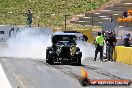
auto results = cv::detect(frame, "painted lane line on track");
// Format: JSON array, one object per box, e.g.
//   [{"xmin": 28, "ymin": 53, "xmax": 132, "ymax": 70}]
[
  {"xmin": 0, "ymin": 63, "xmax": 12, "ymax": 88},
  {"xmin": 2, "ymin": 58, "xmax": 25, "ymax": 88}
]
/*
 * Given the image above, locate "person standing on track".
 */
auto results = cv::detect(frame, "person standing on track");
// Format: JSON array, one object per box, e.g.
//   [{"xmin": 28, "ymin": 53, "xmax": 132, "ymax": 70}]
[
  {"xmin": 106, "ymin": 31, "xmax": 117, "ymax": 61},
  {"xmin": 94, "ymin": 32, "xmax": 105, "ymax": 61}
]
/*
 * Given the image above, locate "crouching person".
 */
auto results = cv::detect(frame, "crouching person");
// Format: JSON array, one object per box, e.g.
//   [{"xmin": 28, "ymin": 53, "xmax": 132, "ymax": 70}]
[{"xmin": 123, "ymin": 34, "xmax": 131, "ymax": 47}]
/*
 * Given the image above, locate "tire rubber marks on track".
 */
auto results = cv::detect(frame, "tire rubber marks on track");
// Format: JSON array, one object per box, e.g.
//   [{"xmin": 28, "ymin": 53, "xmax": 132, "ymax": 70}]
[
  {"xmin": 83, "ymin": 65, "xmax": 124, "ymax": 79},
  {"xmin": 35, "ymin": 60, "xmax": 81, "ymax": 79},
  {"xmin": 37, "ymin": 60, "xmax": 124, "ymax": 80}
]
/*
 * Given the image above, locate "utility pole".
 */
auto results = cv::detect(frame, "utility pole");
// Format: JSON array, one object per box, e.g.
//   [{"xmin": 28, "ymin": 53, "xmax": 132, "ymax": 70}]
[
  {"xmin": 63, "ymin": 14, "xmax": 70, "ymax": 30},
  {"xmin": 91, "ymin": 16, "xmax": 94, "ymax": 27},
  {"xmin": 91, "ymin": 16, "xmax": 94, "ymax": 39}
]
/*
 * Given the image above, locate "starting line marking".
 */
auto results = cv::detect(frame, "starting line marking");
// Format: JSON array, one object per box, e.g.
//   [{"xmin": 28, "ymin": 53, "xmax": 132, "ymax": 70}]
[{"xmin": 0, "ymin": 63, "xmax": 12, "ymax": 88}]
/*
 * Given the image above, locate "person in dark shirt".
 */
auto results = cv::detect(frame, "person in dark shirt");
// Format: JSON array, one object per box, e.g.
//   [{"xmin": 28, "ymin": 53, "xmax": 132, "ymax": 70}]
[
  {"xmin": 26, "ymin": 9, "xmax": 32, "ymax": 27},
  {"xmin": 106, "ymin": 31, "xmax": 117, "ymax": 61},
  {"xmin": 123, "ymin": 11, "xmax": 128, "ymax": 18},
  {"xmin": 123, "ymin": 34, "xmax": 131, "ymax": 47}
]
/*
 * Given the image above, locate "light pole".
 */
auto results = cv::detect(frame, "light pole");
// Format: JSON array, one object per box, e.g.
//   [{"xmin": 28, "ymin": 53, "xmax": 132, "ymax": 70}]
[
  {"xmin": 8, "ymin": 12, "xmax": 13, "ymax": 25},
  {"xmin": 91, "ymin": 16, "xmax": 94, "ymax": 27},
  {"xmin": 36, "ymin": 16, "xmax": 40, "ymax": 27},
  {"xmin": 63, "ymin": 14, "xmax": 70, "ymax": 30}
]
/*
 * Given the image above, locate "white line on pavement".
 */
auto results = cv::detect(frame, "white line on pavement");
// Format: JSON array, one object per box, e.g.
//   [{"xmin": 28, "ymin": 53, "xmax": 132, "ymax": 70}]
[{"xmin": 0, "ymin": 63, "xmax": 12, "ymax": 88}]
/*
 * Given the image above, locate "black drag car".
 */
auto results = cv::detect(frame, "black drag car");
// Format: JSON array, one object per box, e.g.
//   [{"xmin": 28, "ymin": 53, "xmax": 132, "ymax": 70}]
[{"xmin": 46, "ymin": 32, "xmax": 82, "ymax": 65}]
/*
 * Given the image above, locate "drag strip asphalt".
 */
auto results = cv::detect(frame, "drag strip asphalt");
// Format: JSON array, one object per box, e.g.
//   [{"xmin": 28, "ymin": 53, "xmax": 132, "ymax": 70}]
[{"xmin": 0, "ymin": 57, "xmax": 131, "ymax": 88}]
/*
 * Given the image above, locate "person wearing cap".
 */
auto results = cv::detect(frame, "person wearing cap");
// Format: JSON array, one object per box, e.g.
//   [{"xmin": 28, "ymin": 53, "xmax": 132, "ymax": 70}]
[
  {"xmin": 94, "ymin": 32, "xmax": 105, "ymax": 61},
  {"xmin": 123, "ymin": 34, "xmax": 131, "ymax": 47},
  {"xmin": 106, "ymin": 31, "xmax": 117, "ymax": 61}
]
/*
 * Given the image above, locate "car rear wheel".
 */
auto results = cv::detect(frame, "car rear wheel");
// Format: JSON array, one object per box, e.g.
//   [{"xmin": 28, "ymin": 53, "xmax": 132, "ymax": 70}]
[
  {"xmin": 76, "ymin": 57, "xmax": 81, "ymax": 66},
  {"xmin": 76, "ymin": 51, "xmax": 82, "ymax": 66},
  {"xmin": 48, "ymin": 51, "xmax": 56, "ymax": 65},
  {"xmin": 48, "ymin": 53, "xmax": 54, "ymax": 65},
  {"xmin": 46, "ymin": 47, "xmax": 52, "ymax": 63}
]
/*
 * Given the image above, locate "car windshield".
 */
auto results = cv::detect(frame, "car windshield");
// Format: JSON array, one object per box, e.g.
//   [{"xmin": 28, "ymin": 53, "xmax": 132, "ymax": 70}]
[
  {"xmin": 0, "ymin": 31, "xmax": 5, "ymax": 34},
  {"xmin": 52, "ymin": 35, "xmax": 76, "ymax": 44}
]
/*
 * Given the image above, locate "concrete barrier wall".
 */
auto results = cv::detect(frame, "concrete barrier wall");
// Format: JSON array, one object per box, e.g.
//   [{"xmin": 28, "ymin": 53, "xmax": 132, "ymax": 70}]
[
  {"xmin": 114, "ymin": 46, "xmax": 132, "ymax": 65},
  {"xmin": 52, "ymin": 29, "xmax": 94, "ymax": 43},
  {"xmin": 76, "ymin": 29, "xmax": 94, "ymax": 43}
]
